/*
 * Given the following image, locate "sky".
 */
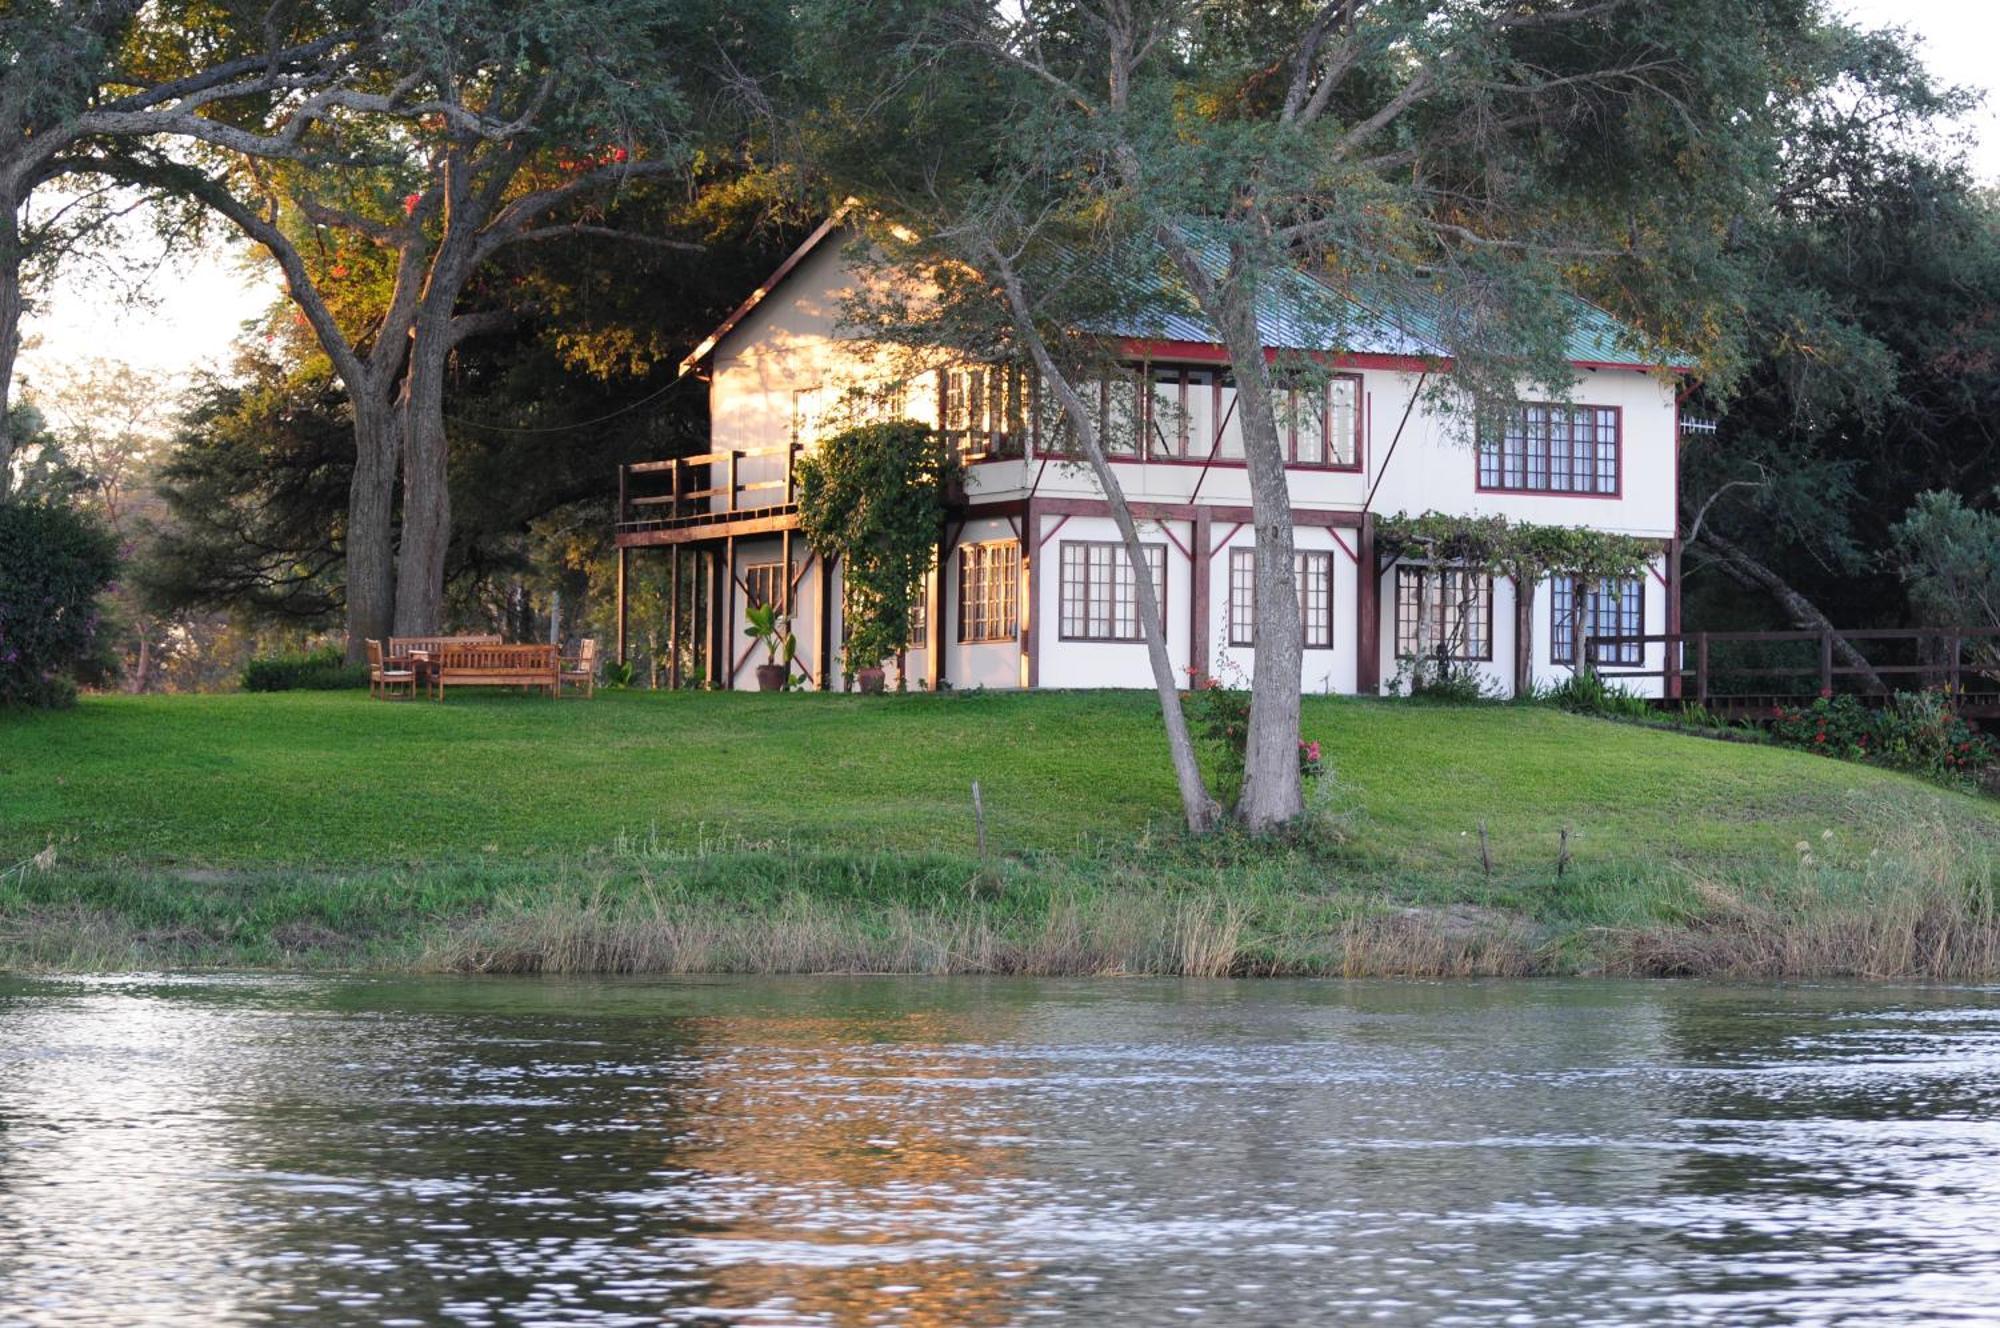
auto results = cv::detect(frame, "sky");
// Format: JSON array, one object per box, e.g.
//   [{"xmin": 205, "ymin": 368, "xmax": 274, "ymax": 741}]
[{"xmin": 16, "ymin": 0, "xmax": 2000, "ymax": 403}]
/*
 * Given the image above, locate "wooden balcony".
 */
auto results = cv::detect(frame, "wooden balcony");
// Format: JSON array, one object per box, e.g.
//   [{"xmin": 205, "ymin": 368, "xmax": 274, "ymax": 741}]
[{"xmin": 615, "ymin": 443, "xmax": 804, "ymax": 546}]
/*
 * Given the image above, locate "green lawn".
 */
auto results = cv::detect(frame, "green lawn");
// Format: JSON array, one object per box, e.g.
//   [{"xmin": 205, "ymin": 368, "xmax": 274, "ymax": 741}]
[{"xmin": 4, "ymin": 688, "xmax": 1993, "ymax": 874}]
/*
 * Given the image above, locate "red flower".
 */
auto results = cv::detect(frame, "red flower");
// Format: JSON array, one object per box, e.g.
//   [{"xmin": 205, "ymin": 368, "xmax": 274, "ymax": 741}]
[
  {"xmin": 403, "ymin": 192, "xmax": 421, "ymax": 216},
  {"xmin": 1814, "ymin": 734, "xmax": 1827, "ymax": 744}
]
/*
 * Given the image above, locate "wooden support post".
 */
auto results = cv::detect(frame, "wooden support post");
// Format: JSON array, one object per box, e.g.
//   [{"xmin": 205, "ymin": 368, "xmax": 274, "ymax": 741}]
[
  {"xmin": 617, "ymin": 464, "xmax": 628, "ymax": 528},
  {"xmin": 708, "ymin": 543, "xmax": 727, "ymax": 687},
  {"xmin": 817, "ymin": 551, "xmax": 835, "ymax": 689},
  {"xmin": 668, "ymin": 544, "xmax": 682, "ymax": 689},
  {"xmin": 1819, "ymin": 628, "xmax": 1834, "ymax": 695},
  {"xmin": 1021, "ymin": 500, "xmax": 1038, "ymax": 689},
  {"xmin": 721, "ymin": 535, "xmax": 736, "ymax": 688},
  {"xmin": 926, "ymin": 527, "xmax": 946, "ymax": 691},
  {"xmin": 1695, "ymin": 631, "xmax": 1710, "ymax": 704},
  {"xmin": 1190, "ymin": 508, "xmax": 1211, "ymax": 684},
  {"xmin": 1355, "ymin": 512, "xmax": 1380, "ymax": 694},
  {"xmin": 781, "ymin": 528, "xmax": 793, "ymax": 616},
  {"xmin": 615, "ymin": 546, "xmax": 629, "ymax": 666},
  {"xmin": 1666, "ymin": 537, "xmax": 1684, "ymax": 699},
  {"xmin": 1948, "ymin": 634, "xmax": 1963, "ymax": 695},
  {"xmin": 726, "ymin": 450, "xmax": 739, "ymax": 514}
]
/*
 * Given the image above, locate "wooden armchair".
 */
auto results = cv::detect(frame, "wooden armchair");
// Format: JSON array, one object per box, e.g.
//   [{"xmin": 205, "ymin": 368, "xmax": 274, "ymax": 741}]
[
  {"xmin": 560, "ymin": 637, "xmax": 599, "ymax": 698},
  {"xmin": 365, "ymin": 639, "xmax": 417, "ymax": 700}
]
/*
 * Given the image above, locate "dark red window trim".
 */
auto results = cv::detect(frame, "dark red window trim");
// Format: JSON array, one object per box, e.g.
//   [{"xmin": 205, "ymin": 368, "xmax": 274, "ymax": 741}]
[
  {"xmin": 1056, "ymin": 540, "xmax": 1168, "ymax": 642},
  {"xmin": 1475, "ymin": 402, "xmax": 1623, "ymax": 498},
  {"xmin": 1225, "ymin": 546, "xmax": 1338, "ymax": 650}
]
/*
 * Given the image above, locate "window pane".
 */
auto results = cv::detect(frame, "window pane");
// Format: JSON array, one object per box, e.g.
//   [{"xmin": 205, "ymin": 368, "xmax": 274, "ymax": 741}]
[
  {"xmin": 1480, "ymin": 403, "xmax": 1622, "ymax": 496},
  {"xmin": 1057, "ymin": 541, "xmax": 1166, "ymax": 641},
  {"xmin": 1216, "ymin": 374, "xmax": 1245, "ymax": 459},
  {"xmin": 1184, "ymin": 369, "xmax": 1216, "ymax": 459},
  {"xmin": 1228, "ymin": 547, "xmax": 1256, "ymax": 647},
  {"xmin": 1329, "ymin": 377, "xmax": 1360, "ymax": 465},
  {"xmin": 958, "ymin": 541, "xmax": 1020, "ymax": 643},
  {"xmin": 1149, "ymin": 366, "xmax": 1183, "ymax": 458}
]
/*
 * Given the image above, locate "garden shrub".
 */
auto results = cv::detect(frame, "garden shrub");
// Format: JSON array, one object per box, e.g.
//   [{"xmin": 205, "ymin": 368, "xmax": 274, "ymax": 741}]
[
  {"xmin": 240, "ymin": 645, "xmax": 368, "ymax": 692},
  {"xmin": 0, "ymin": 499, "xmax": 119, "ymax": 707},
  {"xmin": 1769, "ymin": 690, "xmax": 1996, "ymax": 786},
  {"xmin": 1542, "ymin": 670, "xmax": 1653, "ymax": 720}
]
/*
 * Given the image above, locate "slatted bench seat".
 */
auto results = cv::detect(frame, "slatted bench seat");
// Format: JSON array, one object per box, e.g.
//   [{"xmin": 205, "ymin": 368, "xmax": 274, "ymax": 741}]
[{"xmin": 434, "ymin": 644, "xmax": 559, "ymax": 699}]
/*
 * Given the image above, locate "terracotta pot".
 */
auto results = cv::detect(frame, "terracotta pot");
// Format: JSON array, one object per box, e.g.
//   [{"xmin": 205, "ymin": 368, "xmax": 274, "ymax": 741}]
[
  {"xmin": 755, "ymin": 663, "xmax": 788, "ymax": 692},
  {"xmin": 856, "ymin": 666, "xmax": 887, "ymax": 695}
]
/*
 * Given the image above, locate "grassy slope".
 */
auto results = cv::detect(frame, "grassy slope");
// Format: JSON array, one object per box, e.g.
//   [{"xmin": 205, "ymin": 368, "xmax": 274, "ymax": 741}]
[{"xmin": 3, "ymin": 690, "xmax": 1997, "ymax": 974}]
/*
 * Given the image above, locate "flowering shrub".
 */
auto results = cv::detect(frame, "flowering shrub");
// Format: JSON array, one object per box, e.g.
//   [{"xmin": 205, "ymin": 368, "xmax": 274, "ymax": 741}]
[
  {"xmin": 0, "ymin": 499, "xmax": 119, "ymax": 707},
  {"xmin": 1298, "ymin": 739, "xmax": 1325, "ymax": 778},
  {"xmin": 1769, "ymin": 688, "xmax": 1996, "ymax": 785},
  {"xmin": 1183, "ymin": 671, "xmax": 1327, "ymax": 791}
]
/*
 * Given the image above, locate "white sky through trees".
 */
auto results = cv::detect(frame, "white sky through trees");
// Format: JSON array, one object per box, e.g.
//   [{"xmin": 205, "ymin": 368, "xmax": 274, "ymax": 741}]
[{"xmin": 15, "ymin": 1, "xmax": 2000, "ymax": 406}]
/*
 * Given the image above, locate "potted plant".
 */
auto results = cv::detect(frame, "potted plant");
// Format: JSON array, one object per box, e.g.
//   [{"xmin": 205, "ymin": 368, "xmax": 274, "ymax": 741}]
[{"xmin": 744, "ymin": 602, "xmax": 796, "ymax": 691}]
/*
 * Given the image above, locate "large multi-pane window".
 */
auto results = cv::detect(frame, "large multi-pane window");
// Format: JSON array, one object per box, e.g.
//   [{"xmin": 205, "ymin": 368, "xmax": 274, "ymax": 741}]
[
  {"xmin": 1135, "ymin": 366, "xmax": 1363, "ymax": 467},
  {"xmin": 1394, "ymin": 566, "xmax": 1493, "ymax": 661},
  {"xmin": 1058, "ymin": 542, "xmax": 1166, "ymax": 641},
  {"xmin": 1550, "ymin": 575, "xmax": 1644, "ymax": 666},
  {"xmin": 957, "ymin": 540, "xmax": 1021, "ymax": 643},
  {"xmin": 1477, "ymin": 403, "xmax": 1620, "ymax": 495},
  {"xmin": 1225, "ymin": 547, "xmax": 1337, "ymax": 649}
]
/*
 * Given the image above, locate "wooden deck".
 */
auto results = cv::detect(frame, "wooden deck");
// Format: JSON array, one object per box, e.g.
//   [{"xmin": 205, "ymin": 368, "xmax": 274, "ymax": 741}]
[{"xmin": 1586, "ymin": 628, "xmax": 2000, "ymax": 720}]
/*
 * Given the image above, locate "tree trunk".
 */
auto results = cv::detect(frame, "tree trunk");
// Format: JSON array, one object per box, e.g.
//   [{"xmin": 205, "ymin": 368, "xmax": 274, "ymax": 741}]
[
  {"xmin": 393, "ymin": 327, "xmax": 451, "ymax": 635},
  {"xmin": 1695, "ymin": 529, "xmax": 1889, "ymax": 692},
  {"xmin": 0, "ymin": 191, "xmax": 23, "ymax": 501},
  {"xmin": 984, "ymin": 246, "xmax": 1219, "ymax": 834},
  {"xmin": 1570, "ymin": 577, "xmax": 1590, "ymax": 676},
  {"xmin": 1512, "ymin": 571, "xmax": 1535, "ymax": 698},
  {"xmin": 1211, "ymin": 286, "xmax": 1303, "ymax": 831},
  {"xmin": 344, "ymin": 394, "xmax": 399, "ymax": 660}
]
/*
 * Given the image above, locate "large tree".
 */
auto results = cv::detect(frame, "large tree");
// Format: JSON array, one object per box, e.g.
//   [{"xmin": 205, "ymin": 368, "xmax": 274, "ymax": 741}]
[
  {"xmin": 0, "ymin": 1, "xmax": 361, "ymax": 498},
  {"xmin": 804, "ymin": 0, "xmax": 1824, "ymax": 830}
]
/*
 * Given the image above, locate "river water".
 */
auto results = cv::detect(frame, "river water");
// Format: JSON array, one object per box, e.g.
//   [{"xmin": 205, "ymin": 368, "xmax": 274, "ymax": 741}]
[{"xmin": 2, "ymin": 976, "xmax": 1998, "ymax": 1326}]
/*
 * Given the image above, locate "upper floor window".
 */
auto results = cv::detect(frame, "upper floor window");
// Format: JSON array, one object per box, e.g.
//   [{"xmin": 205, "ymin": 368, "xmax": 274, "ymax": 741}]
[
  {"xmin": 1394, "ymin": 566, "xmax": 1492, "ymax": 662},
  {"xmin": 1059, "ymin": 541, "xmax": 1166, "ymax": 641},
  {"xmin": 1550, "ymin": 575, "xmax": 1643, "ymax": 666},
  {"xmin": 958, "ymin": 540, "xmax": 1021, "ymax": 643},
  {"xmin": 1138, "ymin": 366, "xmax": 1363, "ymax": 468},
  {"xmin": 1478, "ymin": 403, "xmax": 1619, "ymax": 495},
  {"xmin": 941, "ymin": 366, "xmax": 1029, "ymax": 461},
  {"xmin": 1226, "ymin": 547, "xmax": 1337, "ymax": 649}
]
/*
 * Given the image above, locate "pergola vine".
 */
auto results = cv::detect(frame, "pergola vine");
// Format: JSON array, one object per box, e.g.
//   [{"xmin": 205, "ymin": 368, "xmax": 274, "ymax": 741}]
[{"xmin": 1376, "ymin": 512, "xmax": 1658, "ymax": 693}]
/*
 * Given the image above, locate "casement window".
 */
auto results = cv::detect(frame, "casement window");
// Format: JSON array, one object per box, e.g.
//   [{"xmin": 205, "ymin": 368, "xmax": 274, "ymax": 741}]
[
  {"xmin": 1394, "ymin": 566, "xmax": 1493, "ymax": 662},
  {"xmin": 941, "ymin": 365, "xmax": 1030, "ymax": 460},
  {"xmin": 1059, "ymin": 541, "xmax": 1166, "ymax": 642},
  {"xmin": 1139, "ymin": 366, "xmax": 1363, "ymax": 468},
  {"xmin": 908, "ymin": 573, "xmax": 929, "ymax": 646},
  {"xmin": 744, "ymin": 562, "xmax": 785, "ymax": 612},
  {"xmin": 957, "ymin": 540, "xmax": 1021, "ymax": 643},
  {"xmin": 1550, "ymin": 575, "xmax": 1644, "ymax": 666},
  {"xmin": 1226, "ymin": 547, "xmax": 1337, "ymax": 649},
  {"xmin": 1477, "ymin": 403, "xmax": 1620, "ymax": 495}
]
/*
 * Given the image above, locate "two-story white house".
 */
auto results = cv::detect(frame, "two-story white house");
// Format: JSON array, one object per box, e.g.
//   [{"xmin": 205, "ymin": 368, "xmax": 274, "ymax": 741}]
[{"xmin": 611, "ymin": 220, "xmax": 1684, "ymax": 696}]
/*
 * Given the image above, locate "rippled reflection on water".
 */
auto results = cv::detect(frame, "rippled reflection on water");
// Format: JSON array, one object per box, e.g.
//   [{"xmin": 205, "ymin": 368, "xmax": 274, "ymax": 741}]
[{"xmin": 3, "ymin": 977, "xmax": 2000, "ymax": 1325}]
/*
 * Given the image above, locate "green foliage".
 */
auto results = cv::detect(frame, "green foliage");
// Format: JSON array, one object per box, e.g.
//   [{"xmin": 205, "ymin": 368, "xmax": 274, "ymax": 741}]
[
  {"xmin": 1540, "ymin": 672, "xmax": 1653, "ymax": 721},
  {"xmin": 1892, "ymin": 490, "xmax": 2000, "ymax": 630},
  {"xmin": 239, "ymin": 645, "xmax": 367, "ymax": 693},
  {"xmin": 1394, "ymin": 657, "xmax": 1502, "ymax": 705},
  {"xmin": 1377, "ymin": 512, "xmax": 1655, "ymax": 584},
  {"xmin": 795, "ymin": 421, "xmax": 960, "ymax": 674},
  {"xmin": 1769, "ymin": 690, "xmax": 1996, "ymax": 786},
  {"xmin": 742, "ymin": 601, "xmax": 797, "ymax": 667},
  {"xmin": 0, "ymin": 499, "xmax": 119, "ymax": 707},
  {"xmin": 600, "ymin": 660, "xmax": 636, "ymax": 690}
]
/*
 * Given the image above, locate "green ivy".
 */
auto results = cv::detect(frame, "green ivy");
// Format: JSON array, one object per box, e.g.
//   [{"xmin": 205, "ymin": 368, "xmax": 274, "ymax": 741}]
[{"xmin": 795, "ymin": 421, "xmax": 961, "ymax": 678}]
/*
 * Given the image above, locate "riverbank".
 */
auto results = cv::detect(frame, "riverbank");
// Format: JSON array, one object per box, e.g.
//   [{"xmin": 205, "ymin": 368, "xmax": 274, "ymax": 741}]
[{"xmin": 5, "ymin": 691, "xmax": 1998, "ymax": 977}]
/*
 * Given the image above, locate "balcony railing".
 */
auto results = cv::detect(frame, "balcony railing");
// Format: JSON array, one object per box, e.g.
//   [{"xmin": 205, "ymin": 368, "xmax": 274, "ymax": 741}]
[{"xmin": 617, "ymin": 442, "xmax": 802, "ymax": 533}]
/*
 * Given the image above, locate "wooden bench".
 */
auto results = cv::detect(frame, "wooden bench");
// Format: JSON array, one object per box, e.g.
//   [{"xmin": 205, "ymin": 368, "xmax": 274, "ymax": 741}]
[
  {"xmin": 434, "ymin": 644, "xmax": 559, "ymax": 699},
  {"xmin": 390, "ymin": 633, "xmax": 501, "ymax": 661}
]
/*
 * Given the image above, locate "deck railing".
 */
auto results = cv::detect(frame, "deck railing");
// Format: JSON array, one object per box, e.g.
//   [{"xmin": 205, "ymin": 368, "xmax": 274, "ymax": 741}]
[
  {"xmin": 1584, "ymin": 627, "xmax": 2000, "ymax": 708},
  {"xmin": 618, "ymin": 442, "xmax": 803, "ymax": 531}
]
